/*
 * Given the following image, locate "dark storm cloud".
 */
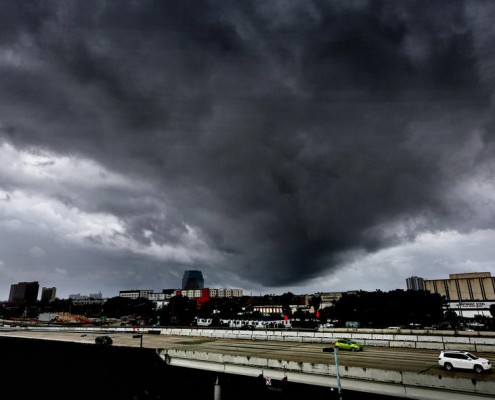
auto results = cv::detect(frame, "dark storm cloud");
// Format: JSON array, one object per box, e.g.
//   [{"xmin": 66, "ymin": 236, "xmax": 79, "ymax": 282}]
[{"xmin": 1, "ymin": 0, "xmax": 494, "ymax": 290}]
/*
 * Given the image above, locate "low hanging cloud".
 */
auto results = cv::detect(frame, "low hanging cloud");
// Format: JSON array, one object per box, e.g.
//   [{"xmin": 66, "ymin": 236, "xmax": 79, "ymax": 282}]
[{"xmin": 1, "ymin": 1, "xmax": 495, "ymax": 297}]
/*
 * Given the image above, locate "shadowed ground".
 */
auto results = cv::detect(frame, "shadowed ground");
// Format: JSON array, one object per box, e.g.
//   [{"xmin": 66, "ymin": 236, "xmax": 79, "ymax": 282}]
[{"xmin": 0, "ymin": 336, "xmax": 400, "ymax": 400}]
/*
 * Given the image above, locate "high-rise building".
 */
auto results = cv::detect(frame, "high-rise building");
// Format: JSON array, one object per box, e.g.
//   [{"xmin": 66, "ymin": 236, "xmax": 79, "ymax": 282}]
[
  {"xmin": 41, "ymin": 287, "xmax": 57, "ymax": 303},
  {"xmin": 182, "ymin": 270, "xmax": 204, "ymax": 290},
  {"xmin": 8, "ymin": 281, "xmax": 40, "ymax": 303},
  {"xmin": 406, "ymin": 276, "xmax": 425, "ymax": 291}
]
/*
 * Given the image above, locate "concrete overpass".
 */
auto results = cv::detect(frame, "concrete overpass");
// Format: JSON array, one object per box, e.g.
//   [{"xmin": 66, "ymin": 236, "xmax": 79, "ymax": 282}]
[
  {"xmin": 1, "ymin": 326, "xmax": 494, "ymax": 399},
  {"xmin": 158, "ymin": 346, "xmax": 494, "ymax": 400},
  {"xmin": 155, "ymin": 327, "xmax": 495, "ymax": 399}
]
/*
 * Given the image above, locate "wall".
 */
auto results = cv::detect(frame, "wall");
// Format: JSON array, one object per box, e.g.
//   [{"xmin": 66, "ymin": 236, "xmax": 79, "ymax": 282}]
[{"xmin": 158, "ymin": 327, "xmax": 495, "ymax": 353}]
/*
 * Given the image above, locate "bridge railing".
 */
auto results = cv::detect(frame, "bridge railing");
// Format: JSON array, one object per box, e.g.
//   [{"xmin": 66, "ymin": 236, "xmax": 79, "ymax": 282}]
[
  {"xmin": 158, "ymin": 326, "xmax": 495, "ymax": 353},
  {"xmin": 3, "ymin": 324, "xmax": 494, "ymax": 353}
]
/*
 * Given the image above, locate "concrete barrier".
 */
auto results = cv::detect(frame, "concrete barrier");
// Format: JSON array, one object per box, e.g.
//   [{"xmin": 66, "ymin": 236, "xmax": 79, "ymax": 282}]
[
  {"xmin": 156, "ymin": 348, "xmax": 495, "ymax": 399},
  {"xmin": 158, "ymin": 327, "xmax": 495, "ymax": 353},
  {"xmin": 8, "ymin": 324, "xmax": 495, "ymax": 353}
]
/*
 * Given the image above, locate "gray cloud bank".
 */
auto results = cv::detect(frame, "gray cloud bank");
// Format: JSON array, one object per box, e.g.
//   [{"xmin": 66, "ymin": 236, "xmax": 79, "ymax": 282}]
[{"xmin": 1, "ymin": 1, "xmax": 495, "ymax": 297}]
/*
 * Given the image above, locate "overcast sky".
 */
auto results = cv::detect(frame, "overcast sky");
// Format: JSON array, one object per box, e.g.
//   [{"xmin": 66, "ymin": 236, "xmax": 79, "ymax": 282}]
[{"xmin": 1, "ymin": 1, "xmax": 495, "ymax": 300}]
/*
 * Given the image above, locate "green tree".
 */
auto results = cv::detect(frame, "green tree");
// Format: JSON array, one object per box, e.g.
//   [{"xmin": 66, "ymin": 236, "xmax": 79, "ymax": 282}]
[
  {"xmin": 326, "ymin": 289, "xmax": 447, "ymax": 328},
  {"xmin": 280, "ymin": 292, "xmax": 297, "ymax": 317},
  {"xmin": 443, "ymin": 308, "xmax": 460, "ymax": 329},
  {"xmin": 308, "ymin": 295, "xmax": 322, "ymax": 314},
  {"xmin": 157, "ymin": 295, "xmax": 196, "ymax": 326},
  {"xmin": 102, "ymin": 296, "xmax": 155, "ymax": 324},
  {"xmin": 42, "ymin": 298, "xmax": 73, "ymax": 313}
]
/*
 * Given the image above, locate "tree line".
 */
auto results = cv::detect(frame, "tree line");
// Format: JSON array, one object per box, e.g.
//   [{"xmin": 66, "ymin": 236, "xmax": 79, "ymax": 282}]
[{"xmin": 2, "ymin": 289, "xmax": 493, "ymax": 330}]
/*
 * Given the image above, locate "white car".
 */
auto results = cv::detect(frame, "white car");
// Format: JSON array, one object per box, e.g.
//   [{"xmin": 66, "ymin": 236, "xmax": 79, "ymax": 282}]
[{"xmin": 438, "ymin": 350, "xmax": 491, "ymax": 373}]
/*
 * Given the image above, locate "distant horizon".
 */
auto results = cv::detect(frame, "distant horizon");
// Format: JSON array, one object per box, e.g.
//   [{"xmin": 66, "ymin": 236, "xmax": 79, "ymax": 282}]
[{"xmin": 1, "ymin": 275, "xmax": 432, "ymax": 302}]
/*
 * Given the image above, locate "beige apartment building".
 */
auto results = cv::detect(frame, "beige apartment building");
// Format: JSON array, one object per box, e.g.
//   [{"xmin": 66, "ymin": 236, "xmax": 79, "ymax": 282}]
[
  {"xmin": 425, "ymin": 272, "xmax": 495, "ymax": 318},
  {"xmin": 317, "ymin": 291, "xmax": 360, "ymax": 309}
]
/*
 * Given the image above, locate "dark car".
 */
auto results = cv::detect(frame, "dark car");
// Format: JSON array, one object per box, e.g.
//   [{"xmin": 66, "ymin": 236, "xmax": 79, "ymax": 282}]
[{"xmin": 95, "ymin": 335, "xmax": 113, "ymax": 345}]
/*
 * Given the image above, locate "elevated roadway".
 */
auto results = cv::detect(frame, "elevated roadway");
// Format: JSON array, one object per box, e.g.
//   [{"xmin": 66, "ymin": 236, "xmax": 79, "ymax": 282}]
[{"xmin": 1, "ymin": 328, "xmax": 494, "ymax": 399}]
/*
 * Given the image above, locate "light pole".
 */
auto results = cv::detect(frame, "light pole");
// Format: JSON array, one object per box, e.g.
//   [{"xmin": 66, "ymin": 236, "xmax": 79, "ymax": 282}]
[
  {"xmin": 133, "ymin": 333, "xmax": 143, "ymax": 348},
  {"xmin": 323, "ymin": 346, "xmax": 342, "ymax": 400},
  {"xmin": 214, "ymin": 375, "xmax": 221, "ymax": 400}
]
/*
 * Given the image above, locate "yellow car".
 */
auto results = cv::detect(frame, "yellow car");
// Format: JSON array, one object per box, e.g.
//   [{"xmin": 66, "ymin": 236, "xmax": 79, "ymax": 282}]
[{"xmin": 334, "ymin": 338, "xmax": 363, "ymax": 351}]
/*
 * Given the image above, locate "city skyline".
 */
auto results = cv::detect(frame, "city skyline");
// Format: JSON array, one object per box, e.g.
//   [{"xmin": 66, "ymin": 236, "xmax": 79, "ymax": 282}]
[
  {"xmin": 4, "ymin": 271, "xmax": 495, "ymax": 320},
  {"xmin": 1, "ymin": 2, "xmax": 495, "ymax": 299},
  {"xmin": 3, "ymin": 273, "xmax": 416, "ymax": 302},
  {"xmin": 0, "ymin": 271, "xmax": 473, "ymax": 302}
]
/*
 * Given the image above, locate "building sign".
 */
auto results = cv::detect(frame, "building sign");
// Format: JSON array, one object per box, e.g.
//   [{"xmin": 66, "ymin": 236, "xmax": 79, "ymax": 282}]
[{"xmin": 456, "ymin": 302, "xmax": 491, "ymax": 309}]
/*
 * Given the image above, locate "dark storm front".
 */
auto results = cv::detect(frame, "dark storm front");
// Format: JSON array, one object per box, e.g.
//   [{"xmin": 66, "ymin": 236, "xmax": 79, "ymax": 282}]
[{"xmin": 1, "ymin": 337, "xmax": 401, "ymax": 400}]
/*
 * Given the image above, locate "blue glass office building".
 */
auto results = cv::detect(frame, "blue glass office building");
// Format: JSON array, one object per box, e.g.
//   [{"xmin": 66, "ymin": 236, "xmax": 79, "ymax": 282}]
[{"xmin": 182, "ymin": 270, "xmax": 204, "ymax": 290}]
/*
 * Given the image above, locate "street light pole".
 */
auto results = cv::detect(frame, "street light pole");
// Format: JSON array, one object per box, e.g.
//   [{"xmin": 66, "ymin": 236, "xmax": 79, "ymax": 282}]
[
  {"xmin": 334, "ymin": 347, "xmax": 342, "ymax": 400},
  {"xmin": 322, "ymin": 347, "xmax": 343, "ymax": 400},
  {"xmin": 133, "ymin": 333, "xmax": 143, "ymax": 348}
]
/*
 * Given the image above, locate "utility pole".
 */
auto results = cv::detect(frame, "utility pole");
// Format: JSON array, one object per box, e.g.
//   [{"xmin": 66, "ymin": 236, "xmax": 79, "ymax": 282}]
[
  {"xmin": 334, "ymin": 347, "xmax": 342, "ymax": 400},
  {"xmin": 133, "ymin": 333, "xmax": 143, "ymax": 348},
  {"xmin": 322, "ymin": 347, "xmax": 343, "ymax": 400},
  {"xmin": 214, "ymin": 375, "xmax": 221, "ymax": 400}
]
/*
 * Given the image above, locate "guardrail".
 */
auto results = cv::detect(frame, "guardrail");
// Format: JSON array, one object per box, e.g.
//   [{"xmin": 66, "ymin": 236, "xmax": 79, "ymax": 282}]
[
  {"xmin": 2, "ymin": 324, "xmax": 495, "ymax": 353},
  {"xmin": 158, "ymin": 327, "xmax": 495, "ymax": 353},
  {"xmin": 156, "ymin": 348, "xmax": 495, "ymax": 399}
]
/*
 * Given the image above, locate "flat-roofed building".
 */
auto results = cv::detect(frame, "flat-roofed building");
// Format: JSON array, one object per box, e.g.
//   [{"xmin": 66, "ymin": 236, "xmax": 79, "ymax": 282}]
[
  {"xmin": 208, "ymin": 288, "xmax": 243, "ymax": 298},
  {"xmin": 9, "ymin": 281, "xmax": 39, "ymax": 304},
  {"xmin": 175, "ymin": 288, "xmax": 243, "ymax": 299},
  {"xmin": 425, "ymin": 272, "xmax": 495, "ymax": 318},
  {"xmin": 253, "ymin": 304, "xmax": 283, "ymax": 315},
  {"xmin": 41, "ymin": 287, "xmax": 57, "ymax": 303},
  {"xmin": 316, "ymin": 291, "xmax": 359, "ymax": 309},
  {"xmin": 119, "ymin": 289, "xmax": 155, "ymax": 300}
]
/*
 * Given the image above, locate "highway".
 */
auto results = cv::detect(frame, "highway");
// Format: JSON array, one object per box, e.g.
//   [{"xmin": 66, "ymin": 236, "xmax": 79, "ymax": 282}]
[{"xmin": 1, "ymin": 329, "xmax": 494, "ymax": 382}]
